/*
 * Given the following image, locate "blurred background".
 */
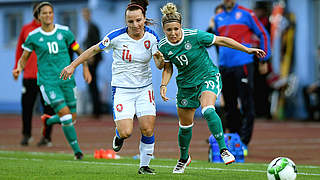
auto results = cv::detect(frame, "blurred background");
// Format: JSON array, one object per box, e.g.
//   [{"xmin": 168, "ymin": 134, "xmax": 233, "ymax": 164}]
[{"xmin": 0, "ymin": 0, "xmax": 319, "ymax": 120}]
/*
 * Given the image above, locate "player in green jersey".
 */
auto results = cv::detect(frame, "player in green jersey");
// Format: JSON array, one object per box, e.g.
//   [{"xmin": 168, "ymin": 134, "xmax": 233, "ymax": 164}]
[
  {"xmin": 13, "ymin": 2, "xmax": 92, "ymax": 160},
  {"xmin": 158, "ymin": 3, "xmax": 266, "ymax": 173}
]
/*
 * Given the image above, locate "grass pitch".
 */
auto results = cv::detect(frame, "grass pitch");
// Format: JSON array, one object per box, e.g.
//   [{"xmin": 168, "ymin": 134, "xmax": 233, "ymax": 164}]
[{"xmin": 0, "ymin": 151, "xmax": 319, "ymax": 180}]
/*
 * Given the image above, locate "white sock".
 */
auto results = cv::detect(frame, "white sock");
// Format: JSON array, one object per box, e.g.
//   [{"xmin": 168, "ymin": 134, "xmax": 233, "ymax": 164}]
[{"xmin": 139, "ymin": 141, "xmax": 154, "ymax": 167}]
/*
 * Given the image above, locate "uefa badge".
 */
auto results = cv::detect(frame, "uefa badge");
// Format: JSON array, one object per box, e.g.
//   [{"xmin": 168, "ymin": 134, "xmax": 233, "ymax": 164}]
[
  {"xmin": 144, "ymin": 40, "xmax": 150, "ymax": 49},
  {"xmin": 185, "ymin": 42, "xmax": 192, "ymax": 50},
  {"xmin": 57, "ymin": 33, "xmax": 63, "ymax": 40},
  {"xmin": 181, "ymin": 99, "xmax": 188, "ymax": 106},
  {"xmin": 116, "ymin": 104, "xmax": 123, "ymax": 112},
  {"xmin": 102, "ymin": 37, "xmax": 110, "ymax": 47}
]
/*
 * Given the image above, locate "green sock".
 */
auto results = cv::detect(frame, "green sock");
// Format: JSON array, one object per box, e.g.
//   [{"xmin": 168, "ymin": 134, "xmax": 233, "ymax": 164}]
[
  {"xmin": 60, "ymin": 114, "xmax": 81, "ymax": 154},
  {"xmin": 47, "ymin": 115, "xmax": 60, "ymax": 125},
  {"xmin": 202, "ymin": 107, "xmax": 227, "ymax": 151},
  {"xmin": 178, "ymin": 125, "xmax": 192, "ymax": 160}
]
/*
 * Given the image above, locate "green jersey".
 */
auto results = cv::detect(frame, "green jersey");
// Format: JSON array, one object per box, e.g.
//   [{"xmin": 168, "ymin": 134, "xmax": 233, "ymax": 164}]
[
  {"xmin": 158, "ymin": 29, "xmax": 219, "ymax": 88},
  {"xmin": 22, "ymin": 24, "xmax": 76, "ymax": 85}
]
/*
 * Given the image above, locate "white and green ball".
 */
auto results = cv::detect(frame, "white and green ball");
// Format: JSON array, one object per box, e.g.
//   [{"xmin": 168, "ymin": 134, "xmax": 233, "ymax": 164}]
[{"xmin": 267, "ymin": 157, "xmax": 297, "ymax": 180}]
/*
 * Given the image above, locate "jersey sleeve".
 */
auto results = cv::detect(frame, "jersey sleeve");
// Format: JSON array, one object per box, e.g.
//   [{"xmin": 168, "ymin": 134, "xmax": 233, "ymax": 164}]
[
  {"xmin": 21, "ymin": 35, "xmax": 34, "ymax": 52},
  {"xmin": 64, "ymin": 29, "xmax": 80, "ymax": 51},
  {"xmin": 98, "ymin": 34, "xmax": 112, "ymax": 53},
  {"xmin": 197, "ymin": 30, "xmax": 216, "ymax": 47},
  {"xmin": 246, "ymin": 11, "xmax": 271, "ymax": 60}
]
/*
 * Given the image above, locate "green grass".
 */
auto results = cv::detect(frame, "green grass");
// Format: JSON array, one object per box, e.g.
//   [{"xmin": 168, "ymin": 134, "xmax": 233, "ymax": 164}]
[{"xmin": 0, "ymin": 151, "xmax": 319, "ymax": 180}]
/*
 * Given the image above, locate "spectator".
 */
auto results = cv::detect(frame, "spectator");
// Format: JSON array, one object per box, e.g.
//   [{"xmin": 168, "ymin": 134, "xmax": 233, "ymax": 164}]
[
  {"xmin": 303, "ymin": 45, "xmax": 320, "ymax": 120},
  {"xmin": 214, "ymin": 0, "xmax": 271, "ymax": 154},
  {"xmin": 13, "ymin": 2, "xmax": 55, "ymax": 146},
  {"xmin": 82, "ymin": 8, "xmax": 103, "ymax": 118}
]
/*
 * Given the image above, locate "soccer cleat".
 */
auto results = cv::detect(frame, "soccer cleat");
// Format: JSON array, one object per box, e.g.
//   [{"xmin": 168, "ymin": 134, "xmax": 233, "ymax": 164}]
[
  {"xmin": 40, "ymin": 114, "xmax": 51, "ymax": 137},
  {"xmin": 37, "ymin": 137, "xmax": 53, "ymax": 147},
  {"xmin": 20, "ymin": 136, "xmax": 33, "ymax": 146},
  {"xmin": 220, "ymin": 149, "xmax": 235, "ymax": 165},
  {"xmin": 112, "ymin": 136, "xmax": 124, "ymax": 152},
  {"xmin": 74, "ymin": 152, "xmax": 84, "ymax": 160},
  {"xmin": 172, "ymin": 155, "xmax": 191, "ymax": 174},
  {"xmin": 138, "ymin": 166, "xmax": 156, "ymax": 175}
]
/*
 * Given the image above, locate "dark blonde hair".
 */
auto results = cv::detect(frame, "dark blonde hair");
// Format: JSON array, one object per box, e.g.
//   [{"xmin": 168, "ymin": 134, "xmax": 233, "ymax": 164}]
[{"xmin": 161, "ymin": 3, "xmax": 182, "ymax": 26}]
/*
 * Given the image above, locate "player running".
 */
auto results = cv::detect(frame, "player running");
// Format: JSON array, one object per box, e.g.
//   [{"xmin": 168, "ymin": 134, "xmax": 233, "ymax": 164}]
[
  {"xmin": 158, "ymin": 2, "xmax": 266, "ymax": 173},
  {"xmin": 13, "ymin": 1, "xmax": 92, "ymax": 160},
  {"xmin": 60, "ymin": 0, "xmax": 164, "ymax": 174}
]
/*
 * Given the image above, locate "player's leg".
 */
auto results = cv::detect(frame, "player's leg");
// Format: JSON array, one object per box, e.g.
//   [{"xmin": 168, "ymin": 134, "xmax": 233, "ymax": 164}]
[
  {"xmin": 38, "ymin": 91, "xmax": 55, "ymax": 147},
  {"xmin": 200, "ymin": 74, "xmax": 235, "ymax": 165},
  {"xmin": 113, "ymin": 119, "xmax": 133, "ymax": 152},
  {"xmin": 235, "ymin": 63, "xmax": 255, "ymax": 147},
  {"xmin": 172, "ymin": 107, "xmax": 194, "ymax": 173},
  {"xmin": 135, "ymin": 85, "xmax": 156, "ymax": 174},
  {"xmin": 20, "ymin": 79, "xmax": 38, "ymax": 145},
  {"xmin": 112, "ymin": 87, "xmax": 136, "ymax": 152}
]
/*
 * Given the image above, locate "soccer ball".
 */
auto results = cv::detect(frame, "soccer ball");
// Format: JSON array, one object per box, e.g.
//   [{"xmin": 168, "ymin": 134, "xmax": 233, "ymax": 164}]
[{"xmin": 267, "ymin": 157, "xmax": 297, "ymax": 180}]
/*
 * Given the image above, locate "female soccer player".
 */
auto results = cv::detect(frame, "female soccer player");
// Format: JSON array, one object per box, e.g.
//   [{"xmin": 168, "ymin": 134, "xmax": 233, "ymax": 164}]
[
  {"xmin": 158, "ymin": 3, "xmax": 266, "ymax": 173},
  {"xmin": 13, "ymin": 1, "xmax": 92, "ymax": 160},
  {"xmin": 60, "ymin": 0, "xmax": 164, "ymax": 174}
]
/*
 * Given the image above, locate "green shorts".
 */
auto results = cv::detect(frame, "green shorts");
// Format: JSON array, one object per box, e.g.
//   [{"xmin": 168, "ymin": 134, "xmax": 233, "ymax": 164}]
[
  {"xmin": 39, "ymin": 81, "xmax": 77, "ymax": 113},
  {"xmin": 176, "ymin": 73, "xmax": 222, "ymax": 108}
]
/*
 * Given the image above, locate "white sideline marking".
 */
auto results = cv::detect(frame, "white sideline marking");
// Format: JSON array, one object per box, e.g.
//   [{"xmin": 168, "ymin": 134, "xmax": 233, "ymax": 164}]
[{"xmin": 0, "ymin": 156, "xmax": 319, "ymax": 176}]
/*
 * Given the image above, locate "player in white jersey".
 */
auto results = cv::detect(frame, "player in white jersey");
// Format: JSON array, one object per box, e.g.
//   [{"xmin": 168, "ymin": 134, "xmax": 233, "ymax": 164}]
[{"xmin": 60, "ymin": 0, "xmax": 164, "ymax": 174}]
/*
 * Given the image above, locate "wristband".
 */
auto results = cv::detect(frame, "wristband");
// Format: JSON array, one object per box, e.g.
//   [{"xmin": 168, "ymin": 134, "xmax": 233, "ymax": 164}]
[{"xmin": 160, "ymin": 84, "xmax": 167, "ymax": 88}]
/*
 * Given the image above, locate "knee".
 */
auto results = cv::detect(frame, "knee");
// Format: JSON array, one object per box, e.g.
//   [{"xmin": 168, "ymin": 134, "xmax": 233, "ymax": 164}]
[
  {"xmin": 140, "ymin": 128, "xmax": 154, "ymax": 137},
  {"xmin": 118, "ymin": 129, "xmax": 132, "ymax": 139}
]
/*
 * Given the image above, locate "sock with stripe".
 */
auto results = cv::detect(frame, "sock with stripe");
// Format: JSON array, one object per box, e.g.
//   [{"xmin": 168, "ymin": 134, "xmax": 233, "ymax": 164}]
[
  {"xmin": 139, "ymin": 134, "xmax": 155, "ymax": 167},
  {"xmin": 46, "ymin": 115, "xmax": 60, "ymax": 125},
  {"xmin": 60, "ymin": 114, "xmax": 81, "ymax": 154},
  {"xmin": 202, "ymin": 106, "xmax": 227, "ymax": 151},
  {"xmin": 178, "ymin": 123, "xmax": 193, "ymax": 160}
]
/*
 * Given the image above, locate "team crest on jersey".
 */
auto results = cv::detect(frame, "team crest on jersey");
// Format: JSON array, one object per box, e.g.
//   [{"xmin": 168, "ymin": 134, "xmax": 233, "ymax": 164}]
[
  {"xmin": 235, "ymin": 12, "xmax": 242, "ymax": 20},
  {"xmin": 116, "ymin": 104, "xmax": 123, "ymax": 112},
  {"xmin": 49, "ymin": 91, "xmax": 56, "ymax": 99},
  {"xmin": 144, "ymin": 40, "xmax": 151, "ymax": 49},
  {"xmin": 185, "ymin": 42, "xmax": 192, "ymax": 50},
  {"xmin": 181, "ymin": 99, "xmax": 188, "ymax": 106},
  {"xmin": 57, "ymin": 33, "xmax": 63, "ymax": 40}
]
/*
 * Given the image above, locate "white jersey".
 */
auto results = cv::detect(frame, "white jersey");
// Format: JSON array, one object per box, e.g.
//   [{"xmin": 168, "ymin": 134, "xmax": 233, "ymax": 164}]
[{"xmin": 99, "ymin": 26, "xmax": 159, "ymax": 88}]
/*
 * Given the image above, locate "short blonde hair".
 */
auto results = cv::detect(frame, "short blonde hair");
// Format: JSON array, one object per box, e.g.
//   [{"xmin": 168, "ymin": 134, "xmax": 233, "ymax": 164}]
[{"xmin": 161, "ymin": 3, "xmax": 182, "ymax": 26}]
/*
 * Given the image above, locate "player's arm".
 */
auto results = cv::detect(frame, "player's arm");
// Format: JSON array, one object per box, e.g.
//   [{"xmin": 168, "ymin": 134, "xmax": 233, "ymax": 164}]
[
  {"xmin": 153, "ymin": 51, "xmax": 164, "ymax": 70},
  {"xmin": 12, "ymin": 50, "xmax": 31, "ymax": 80},
  {"xmin": 160, "ymin": 62, "xmax": 173, "ymax": 101},
  {"xmin": 73, "ymin": 47, "xmax": 92, "ymax": 83},
  {"xmin": 214, "ymin": 36, "xmax": 266, "ymax": 58},
  {"xmin": 60, "ymin": 43, "xmax": 102, "ymax": 80}
]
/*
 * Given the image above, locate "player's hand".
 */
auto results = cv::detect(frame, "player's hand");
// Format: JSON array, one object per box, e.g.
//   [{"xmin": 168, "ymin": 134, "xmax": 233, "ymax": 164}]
[
  {"xmin": 160, "ymin": 85, "xmax": 169, "ymax": 101},
  {"xmin": 82, "ymin": 65, "xmax": 92, "ymax": 84},
  {"xmin": 247, "ymin": 48, "xmax": 266, "ymax": 58},
  {"xmin": 12, "ymin": 68, "xmax": 22, "ymax": 80},
  {"xmin": 60, "ymin": 65, "xmax": 75, "ymax": 80}
]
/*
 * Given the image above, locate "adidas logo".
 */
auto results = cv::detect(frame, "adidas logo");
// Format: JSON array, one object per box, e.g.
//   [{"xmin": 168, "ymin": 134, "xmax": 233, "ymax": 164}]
[
  {"xmin": 39, "ymin": 37, "xmax": 44, "ymax": 42},
  {"xmin": 168, "ymin": 51, "xmax": 173, "ymax": 55}
]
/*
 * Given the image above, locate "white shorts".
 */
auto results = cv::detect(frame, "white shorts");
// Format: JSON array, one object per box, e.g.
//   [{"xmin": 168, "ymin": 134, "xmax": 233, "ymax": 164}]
[{"xmin": 112, "ymin": 84, "xmax": 156, "ymax": 121}]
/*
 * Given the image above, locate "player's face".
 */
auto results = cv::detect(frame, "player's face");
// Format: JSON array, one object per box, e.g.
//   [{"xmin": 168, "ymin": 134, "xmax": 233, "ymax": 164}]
[
  {"xmin": 223, "ymin": 0, "xmax": 235, "ymax": 9},
  {"xmin": 38, "ymin": 5, "xmax": 54, "ymax": 25},
  {"xmin": 163, "ymin": 22, "xmax": 182, "ymax": 44},
  {"xmin": 126, "ymin": 9, "xmax": 146, "ymax": 37}
]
